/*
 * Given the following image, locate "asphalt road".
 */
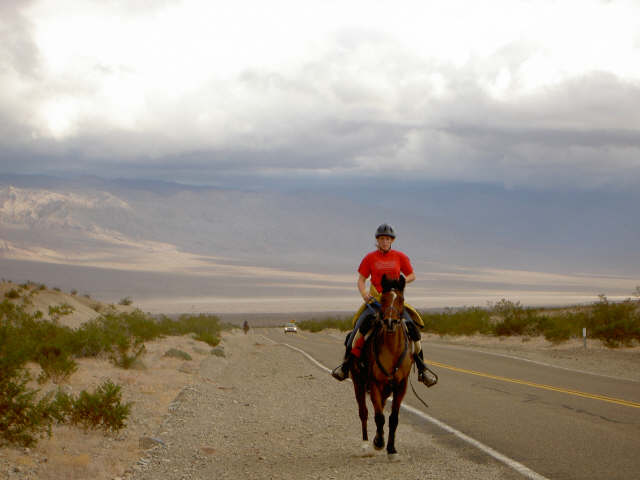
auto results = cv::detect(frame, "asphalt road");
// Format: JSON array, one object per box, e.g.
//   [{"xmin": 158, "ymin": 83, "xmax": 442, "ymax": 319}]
[{"xmin": 260, "ymin": 328, "xmax": 640, "ymax": 480}]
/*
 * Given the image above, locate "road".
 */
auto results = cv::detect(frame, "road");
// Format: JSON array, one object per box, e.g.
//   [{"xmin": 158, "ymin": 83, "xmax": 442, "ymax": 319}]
[{"xmin": 261, "ymin": 328, "xmax": 640, "ymax": 480}]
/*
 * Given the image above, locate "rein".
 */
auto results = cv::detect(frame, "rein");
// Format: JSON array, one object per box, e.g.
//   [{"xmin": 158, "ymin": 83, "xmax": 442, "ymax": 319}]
[{"xmin": 373, "ymin": 323, "xmax": 409, "ymax": 380}]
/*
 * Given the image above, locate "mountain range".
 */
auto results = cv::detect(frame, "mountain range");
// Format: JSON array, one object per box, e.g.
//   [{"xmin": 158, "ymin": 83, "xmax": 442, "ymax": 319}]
[{"xmin": 1, "ymin": 174, "xmax": 638, "ymax": 313}]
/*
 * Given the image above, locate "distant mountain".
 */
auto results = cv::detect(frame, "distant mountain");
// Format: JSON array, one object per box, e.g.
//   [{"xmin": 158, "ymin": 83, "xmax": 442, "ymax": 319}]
[
  {"xmin": 1, "ymin": 174, "xmax": 639, "ymax": 277},
  {"xmin": 1, "ymin": 174, "xmax": 638, "ymax": 313},
  {"xmin": 0, "ymin": 176, "xmax": 383, "ymax": 272}
]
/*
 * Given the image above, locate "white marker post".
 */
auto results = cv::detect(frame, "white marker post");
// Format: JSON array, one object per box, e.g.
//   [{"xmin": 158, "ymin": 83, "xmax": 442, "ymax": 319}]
[{"xmin": 583, "ymin": 327, "xmax": 587, "ymax": 349}]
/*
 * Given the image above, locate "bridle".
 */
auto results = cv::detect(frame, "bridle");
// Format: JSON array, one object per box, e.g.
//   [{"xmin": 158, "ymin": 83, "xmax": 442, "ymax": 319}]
[
  {"xmin": 373, "ymin": 287, "xmax": 409, "ymax": 380},
  {"xmin": 381, "ymin": 289, "xmax": 404, "ymax": 332}
]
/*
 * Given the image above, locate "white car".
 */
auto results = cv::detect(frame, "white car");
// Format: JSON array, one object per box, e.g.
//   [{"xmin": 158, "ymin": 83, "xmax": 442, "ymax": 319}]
[{"xmin": 284, "ymin": 322, "xmax": 298, "ymax": 333}]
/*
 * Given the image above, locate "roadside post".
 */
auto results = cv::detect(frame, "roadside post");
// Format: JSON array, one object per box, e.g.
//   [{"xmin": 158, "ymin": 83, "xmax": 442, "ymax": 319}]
[{"xmin": 583, "ymin": 327, "xmax": 587, "ymax": 349}]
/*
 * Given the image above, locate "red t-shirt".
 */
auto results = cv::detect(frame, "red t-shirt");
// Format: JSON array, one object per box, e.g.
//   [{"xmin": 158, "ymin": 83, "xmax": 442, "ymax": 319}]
[{"xmin": 358, "ymin": 249, "xmax": 413, "ymax": 293}]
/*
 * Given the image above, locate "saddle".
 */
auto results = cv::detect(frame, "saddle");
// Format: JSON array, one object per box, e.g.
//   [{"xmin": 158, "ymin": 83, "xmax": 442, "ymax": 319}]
[{"xmin": 346, "ymin": 322, "xmax": 412, "ymax": 378}]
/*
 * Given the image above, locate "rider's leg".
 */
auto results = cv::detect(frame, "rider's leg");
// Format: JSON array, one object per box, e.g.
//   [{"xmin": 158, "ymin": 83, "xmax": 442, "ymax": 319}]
[
  {"xmin": 331, "ymin": 310, "xmax": 373, "ymax": 381},
  {"xmin": 403, "ymin": 313, "xmax": 438, "ymax": 387}
]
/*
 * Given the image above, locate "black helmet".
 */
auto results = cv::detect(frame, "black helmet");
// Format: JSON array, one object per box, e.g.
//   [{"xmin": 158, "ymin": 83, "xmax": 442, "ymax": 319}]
[{"xmin": 375, "ymin": 223, "xmax": 396, "ymax": 238}]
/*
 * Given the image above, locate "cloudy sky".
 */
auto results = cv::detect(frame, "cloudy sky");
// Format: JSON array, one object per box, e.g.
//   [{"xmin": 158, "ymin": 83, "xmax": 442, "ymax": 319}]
[{"xmin": 2, "ymin": 0, "xmax": 639, "ymax": 190}]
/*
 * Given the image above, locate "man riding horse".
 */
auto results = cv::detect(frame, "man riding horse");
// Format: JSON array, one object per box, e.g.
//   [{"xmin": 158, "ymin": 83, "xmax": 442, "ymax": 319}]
[{"xmin": 331, "ymin": 223, "xmax": 437, "ymax": 387}]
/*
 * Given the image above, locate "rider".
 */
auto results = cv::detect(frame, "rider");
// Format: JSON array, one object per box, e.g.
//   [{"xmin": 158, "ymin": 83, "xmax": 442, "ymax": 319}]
[{"xmin": 331, "ymin": 223, "xmax": 437, "ymax": 387}]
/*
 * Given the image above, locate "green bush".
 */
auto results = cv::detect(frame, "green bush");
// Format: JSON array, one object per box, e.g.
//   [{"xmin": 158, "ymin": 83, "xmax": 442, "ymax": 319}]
[
  {"xmin": 4, "ymin": 288, "xmax": 21, "ymax": 299},
  {"xmin": 66, "ymin": 380, "xmax": 132, "ymax": 432},
  {"xmin": 109, "ymin": 337, "xmax": 146, "ymax": 369},
  {"xmin": 422, "ymin": 307, "xmax": 492, "ymax": 336},
  {"xmin": 48, "ymin": 303, "xmax": 75, "ymax": 322},
  {"xmin": 587, "ymin": 295, "xmax": 640, "ymax": 347},
  {"xmin": 36, "ymin": 346, "xmax": 78, "ymax": 384},
  {"xmin": 0, "ymin": 369, "xmax": 58, "ymax": 447},
  {"xmin": 156, "ymin": 313, "xmax": 223, "ymax": 346},
  {"xmin": 297, "ymin": 315, "xmax": 352, "ymax": 332},
  {"xmin": 164, "ymin": 348, "xmax": 192, "ymax": 361},
  {"xmin": 118, "ymin": 296, "xmax": 133, "ymax": 306}
]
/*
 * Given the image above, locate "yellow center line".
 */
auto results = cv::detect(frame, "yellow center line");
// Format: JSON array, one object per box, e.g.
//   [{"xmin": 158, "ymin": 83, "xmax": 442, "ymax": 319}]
[{"xmin": 426, "ymin": 360, "xmax": 640, "ymax": 409}]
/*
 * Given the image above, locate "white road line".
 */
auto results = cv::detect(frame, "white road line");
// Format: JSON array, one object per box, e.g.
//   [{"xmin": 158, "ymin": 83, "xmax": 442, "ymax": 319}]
[{"xmin": 265, "ymin": 336, "xmax": 550, "ymax": 480}]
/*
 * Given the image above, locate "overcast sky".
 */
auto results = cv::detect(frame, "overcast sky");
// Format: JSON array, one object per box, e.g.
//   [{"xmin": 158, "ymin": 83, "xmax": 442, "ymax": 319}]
[{"xmin": 1, "ymin": 0, "xmax": 639, "ymax": 191}]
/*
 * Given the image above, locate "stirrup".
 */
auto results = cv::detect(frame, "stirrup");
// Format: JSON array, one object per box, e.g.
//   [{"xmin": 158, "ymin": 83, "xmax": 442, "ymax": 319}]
[{"xmin": 331, "ymin": 363, "xmax": 348, "ymax": 381}]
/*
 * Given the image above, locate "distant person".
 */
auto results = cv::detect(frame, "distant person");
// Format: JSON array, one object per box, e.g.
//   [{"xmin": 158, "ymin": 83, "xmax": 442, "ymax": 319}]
[
  {"xmin": 243, "ymin": 320, "xmax": 249, "ymax": 334},
  {"xmin": 331, "ymin": 223, "xmax": 437, "ymax": 387}
]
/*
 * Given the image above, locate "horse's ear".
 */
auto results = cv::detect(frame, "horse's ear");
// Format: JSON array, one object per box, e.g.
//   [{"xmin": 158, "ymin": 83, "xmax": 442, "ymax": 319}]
[{"xmin": 398, "ymin": 275, "xmax": 406, "ymax": 291}]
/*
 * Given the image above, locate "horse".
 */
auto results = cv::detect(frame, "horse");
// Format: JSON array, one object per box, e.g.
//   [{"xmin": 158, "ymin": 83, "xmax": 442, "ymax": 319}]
[{"xmin": 350, "ymin": 274, "xmax": 413, "ymax": 456}]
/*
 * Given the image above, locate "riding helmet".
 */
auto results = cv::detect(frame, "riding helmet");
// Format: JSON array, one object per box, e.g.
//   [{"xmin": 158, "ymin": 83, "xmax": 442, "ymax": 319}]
[{"xmin": 375, "ymin": 223, "xmax": 396, "ymax": 238}]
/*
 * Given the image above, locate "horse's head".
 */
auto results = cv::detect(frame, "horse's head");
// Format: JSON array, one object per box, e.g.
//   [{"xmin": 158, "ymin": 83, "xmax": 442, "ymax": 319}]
[{"xmin": 379, "ymin": 274, "xmax": 405, "ymax": 332}]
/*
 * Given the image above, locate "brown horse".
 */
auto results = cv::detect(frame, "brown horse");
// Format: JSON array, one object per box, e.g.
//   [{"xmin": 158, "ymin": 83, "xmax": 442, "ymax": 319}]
[{"xmin": 351, "ymin": 274, "xmax": 412, "ymax": 456}]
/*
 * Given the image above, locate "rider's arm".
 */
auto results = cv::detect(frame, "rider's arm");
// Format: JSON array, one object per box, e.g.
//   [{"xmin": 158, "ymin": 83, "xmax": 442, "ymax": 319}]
[
  {"xmin": 405, "ymin": 272, "xmax": 416, "ymax": 284},
  {"xmin": 357, "ymin": 274, "xmax": 371, "ymax": 302}
]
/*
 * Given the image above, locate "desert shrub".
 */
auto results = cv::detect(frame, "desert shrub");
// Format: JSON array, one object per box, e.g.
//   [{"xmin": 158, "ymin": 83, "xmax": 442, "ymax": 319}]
[
  {"xmin": 587, "ymin": 295, "xmax": 640, "ymax": 347},
  {"xmin": 164, "ymin": 348, "xmax": 192, "ymax": 361},
  {"xmin": 66, "ymin": 380, "xmax": 132, "ymax": 432},
  {"xmin": 0, "ymin": 369, "xmax": 58, "ymax": 447},
  {"xmin": 0, "ymin": 306, "xmax": 58, "ymax": 446},
  {"xmin": 53, "ymin": 287, "xmax": 61, "ymax": 292},
  {"xmin": 48, "ymin": 303, "xmax": 75, "ymax": 322},
  {"xmin": 70, "ymin": 289, "xmax": 77, "ymax": 296},
  {"xmin": 118, "ymin": 296, "xmax": 133, "ymax": 306},
  {"xmin": 422, "ymin": 307, "xmax": 492, "ymax": 336},
  {"xmin": 158, "ymin": 313, "xmax": 223, "ymax": 346},
  {"xmin": 109, "ymin": 336, "xmax": 146, "ymax": 369},
  {"xmin": 490, "ymin": 299, "xmax": 542, "ymax": 336},
  {"xmin": 0, "ymin": 301, "xmax": 33, "ymax": 376},
  {"xmin": 36, "ymin": 346, "xmax": 78, "ymax": 384},
  {"xmin": 4, "ymin": 288, "xmax": 21, "ymax": 299},
  {"xmin": 1, "ymin": 301, "xmax": 132, "ymax": 445},
  {"xmin": 118, "ymin": 310, "xmax": 162, "ymax": 341},
  {"xmin": 298, "ymin": 315, "xmax": 352, "ymax": 332},
  {"xmin": 38, "ymin": 284, "xmax": 46, "ymax": 291},
  {"xmin": 72, "ymin": 318, "xmax": 111, "ymax": 357}
]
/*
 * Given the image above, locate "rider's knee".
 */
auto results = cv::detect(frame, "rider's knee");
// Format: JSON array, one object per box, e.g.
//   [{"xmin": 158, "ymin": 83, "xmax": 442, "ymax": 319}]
[{"xmin": 404, "ymin": 319, "xmax": 421, "ymax": 341}]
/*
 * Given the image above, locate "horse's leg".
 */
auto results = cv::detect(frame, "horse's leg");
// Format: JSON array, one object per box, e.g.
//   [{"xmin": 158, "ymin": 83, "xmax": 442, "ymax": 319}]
[
  {"xmin": 370, "ymin": 385, "xmax": 386, "ymax": 450},
  {"xmin": 387, "ymin": 379, "xmax": 408, "ymax": 455},
  {"xmin": 353, "ymin": 379, "xmax": 368, "ymax": 442}
]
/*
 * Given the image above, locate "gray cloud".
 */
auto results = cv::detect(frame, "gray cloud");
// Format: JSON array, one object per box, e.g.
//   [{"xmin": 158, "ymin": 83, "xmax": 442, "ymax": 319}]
[
  {"xmin": 0, "ymin": 12, "xmax": 639, "ymax": 192},
  {"xmin": 0, "ymin": 2, "xmax": 41, "ymax": 78}
]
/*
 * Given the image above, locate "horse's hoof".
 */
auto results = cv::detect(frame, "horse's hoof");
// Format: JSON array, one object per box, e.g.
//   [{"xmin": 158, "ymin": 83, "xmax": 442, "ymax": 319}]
[
  {"xmin": 373, "ymin": 437, "xmax": 385, "ymax": 450},
  {"xmin": 387, "ymin": 453, "xmax": 401, "ymax": 462},
  {"xmin": 359, "ymin": 442, "xmax": 373, "ymax": 457}
]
